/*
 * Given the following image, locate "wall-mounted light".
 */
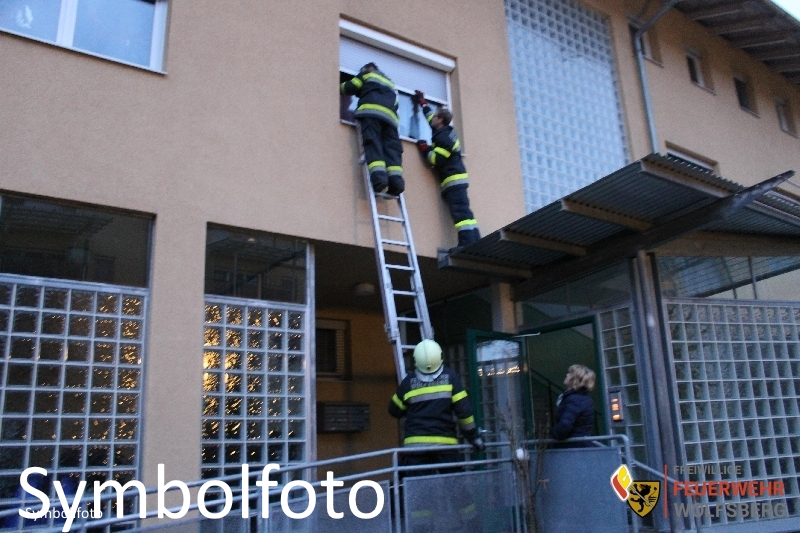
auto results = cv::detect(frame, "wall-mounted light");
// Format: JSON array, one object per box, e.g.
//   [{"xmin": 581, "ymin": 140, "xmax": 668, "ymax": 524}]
[
  {"xmin": 609, "ymin": 391, "xmax": 623, "ymax": 422},
  {"xmin": 354, "ymin": 282, "xmax": 375, "ymax": 296}
]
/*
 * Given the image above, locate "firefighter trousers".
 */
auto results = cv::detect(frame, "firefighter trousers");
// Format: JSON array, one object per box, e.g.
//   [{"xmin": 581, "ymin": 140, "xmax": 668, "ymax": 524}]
[
  {"xmin": 441, "ymin": 186, "xmax": 480, "ymax": 247},
  {"xmin": 359, "ymin": 116, "xmax": 404, "ymax": 194}
]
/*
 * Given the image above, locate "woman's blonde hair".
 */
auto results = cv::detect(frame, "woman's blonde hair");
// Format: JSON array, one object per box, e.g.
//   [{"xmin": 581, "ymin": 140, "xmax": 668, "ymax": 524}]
[{"xmin": 565, "ymin": 364, "xmax": 596, "ymax": 391}]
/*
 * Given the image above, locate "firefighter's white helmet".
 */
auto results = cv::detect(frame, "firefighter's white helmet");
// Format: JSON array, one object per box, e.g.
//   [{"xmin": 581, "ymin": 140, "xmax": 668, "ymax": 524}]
[{"xmin": 413, "ymin": 339, "xmax": 443, "ymax": 374}]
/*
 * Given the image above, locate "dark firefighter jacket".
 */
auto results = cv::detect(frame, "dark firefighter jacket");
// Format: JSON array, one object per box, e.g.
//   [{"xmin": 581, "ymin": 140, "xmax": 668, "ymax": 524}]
[
  {"xmin": 340, "ymin": 69, "xmax": 399, "ymax": 126},
  {"xmin": 551, "ymin": 388, "xmax": 594, "ymax": 440},
  {"xmin": 421, "ymin": 104, "xmax": 468, "ymax": 191},
  {"xmin": 388, "ymin": 366, "xmax": 477, "ymax": 445}
]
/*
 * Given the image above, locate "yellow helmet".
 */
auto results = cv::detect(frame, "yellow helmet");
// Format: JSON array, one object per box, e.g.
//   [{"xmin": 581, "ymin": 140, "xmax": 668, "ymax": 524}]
[{"xmin": 413, "ymin": 339, "xmax": 443, "ymax": 374}]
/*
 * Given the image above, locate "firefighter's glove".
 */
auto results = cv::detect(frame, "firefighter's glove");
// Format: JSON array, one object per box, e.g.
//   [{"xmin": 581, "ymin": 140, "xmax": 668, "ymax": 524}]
[
  {"xmin": 470, "ymin": 437, "xmax": 486, "ymax": 453},
  {"xmin": 413, "ymin": 90, "xmax": 427, "ymax": 107},
  {"xmin": 416, "ymin": 140, "xmax": 430, "ymax": 154}
]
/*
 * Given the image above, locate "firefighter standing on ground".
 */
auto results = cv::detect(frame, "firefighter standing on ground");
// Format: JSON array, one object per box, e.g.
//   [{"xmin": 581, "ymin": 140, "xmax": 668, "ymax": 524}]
[
  {"xmin": 340, "ymin": 62, "xmax": 405, "ymax": 196},
  {"xmin": 413, "ymin": 91, "xmax": 480, "ymax": 252},
  {"xmin": 388, "ymin": 339, "xmax": 484, "ymax": 471}
]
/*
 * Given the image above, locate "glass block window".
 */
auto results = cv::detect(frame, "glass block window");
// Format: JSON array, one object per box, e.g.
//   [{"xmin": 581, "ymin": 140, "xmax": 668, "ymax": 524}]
[
  {"xmin": 201, "ymin": 298, "xmax": 309, "ymax": 488},
  {"xmin": 598, "ymin": 307, "xmax": 647, "ymax": 464},
  {"xmin": 666, "ymin": 301, "xmax": 800, "ymax": 527},
  {"xmin": 0, "ymin": 275, "xmax": 146, "ymax": 531},
  {"xmin": 505, "ymin": 0, "xmax": 629, "ymax": 212}
]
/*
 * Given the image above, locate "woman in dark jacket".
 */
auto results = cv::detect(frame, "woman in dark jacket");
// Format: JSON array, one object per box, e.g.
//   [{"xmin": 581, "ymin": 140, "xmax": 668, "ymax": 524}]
[{"xmin": 551, "ymin": 364, "xmax": 596, "ymax": 441}]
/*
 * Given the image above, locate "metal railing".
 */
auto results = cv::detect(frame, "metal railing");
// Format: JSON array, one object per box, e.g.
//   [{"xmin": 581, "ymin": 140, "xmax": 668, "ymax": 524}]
[{"xmin": 0, "ymin": 434, "xmax": 636, "ymax": 533}]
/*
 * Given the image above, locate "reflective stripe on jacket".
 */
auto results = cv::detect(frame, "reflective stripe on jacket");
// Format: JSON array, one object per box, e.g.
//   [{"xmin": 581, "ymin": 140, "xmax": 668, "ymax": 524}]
[
  {"xmin": 341, "ymin": 70, "xmax": 399, "ymax": 126},
  {"xmin": 388, "ymin": 366, "xmax": 477, "ymax": 445},
  {"xmin": 422, "ymin": 104, "xmax": 468, "ymax": 191}
]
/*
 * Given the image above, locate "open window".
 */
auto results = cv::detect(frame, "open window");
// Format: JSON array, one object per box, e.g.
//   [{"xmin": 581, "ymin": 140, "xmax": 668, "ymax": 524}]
[{"xmin": 339, "ymin": 19, "xmax": 455, "ymax": 142}]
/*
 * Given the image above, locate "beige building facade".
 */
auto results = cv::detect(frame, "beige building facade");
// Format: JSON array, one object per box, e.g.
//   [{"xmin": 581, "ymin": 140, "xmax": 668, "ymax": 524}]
[{"xmin": 1, "ymin": 0, "xmax": 800, "ymax": 531}]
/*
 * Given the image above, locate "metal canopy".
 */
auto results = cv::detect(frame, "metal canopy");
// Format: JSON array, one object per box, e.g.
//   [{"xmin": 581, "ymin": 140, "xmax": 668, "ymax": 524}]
[
  {"xmin": 438, "ymin": 154, "xmax": 799, "ymax": 301},
  {"xmin": 674, "ymin": 0, "xmax": 800, "ymax": 86}
]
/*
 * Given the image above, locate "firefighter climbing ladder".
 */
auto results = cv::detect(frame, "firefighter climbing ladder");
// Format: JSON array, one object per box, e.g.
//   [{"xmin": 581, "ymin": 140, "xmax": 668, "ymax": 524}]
[{"xmin": 356, "ymin": 125, "xmax": 433, "ymax": 383}]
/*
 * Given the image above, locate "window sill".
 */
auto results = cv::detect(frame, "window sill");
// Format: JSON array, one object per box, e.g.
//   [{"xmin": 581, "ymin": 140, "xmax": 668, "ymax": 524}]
[
  {"xmin": 340, "ymin": 118, "xmax": 422, "ymax": 144},
  {"xmin": 644, "ymin": 56, "xmax": 663, "ymax": 68},
  {"xmin": 691, "ymin": 82, "xmax": 715, "ymax": 96},
  {"xmin": 1, "ymin": 28, "xmax": 166, "ymax": 75},
  {"xmin": 340, "ymin": 119, "xmax": 469, "ymax": 157},
  {"xmin": 739, "ymin": 106, "xmax": 760, "ymax": 119}
]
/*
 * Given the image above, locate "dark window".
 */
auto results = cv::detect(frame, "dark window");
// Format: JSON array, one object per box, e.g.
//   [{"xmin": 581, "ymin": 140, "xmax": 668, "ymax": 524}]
[
  {"xmin": 316, "ymin": 328, "xmax": 339, "ymax": 374},
  {"xmin": 315, "ymin": 319, "xmax": 348, "ymax": 377},
  {"xmin": 0, "ymin": 195, "xmax": 151, "ymax": 287},
  {"xmin": 734, "ymin": 78, "xmax": 752, "ymax": 111},
  {"xmin": 687, "ymin": 55, "xmax": 700, "ymax": 84},
  {"xmin": 205, "ymin": 226, "xmax": 306, "ymax": 304}
]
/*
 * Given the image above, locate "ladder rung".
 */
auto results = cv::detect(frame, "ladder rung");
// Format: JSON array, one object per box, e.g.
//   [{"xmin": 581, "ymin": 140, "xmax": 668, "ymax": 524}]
[
  {"xmin": 375, "ymin": 192, "xmax": 400, "ymax": 200},
  {"xmin": 382, "ymin": 239, "xmax": 409, "ymax": 247},
  {"xmin": 397, "ymin": 317, "xmax": 422, "ymax": 323},
  {"xmin": 400, "ymin": 344, "xmax": 417, "ymax": 351},
  {"xmin": 392, "ymin": 290, "xmax": 417, "ymax": 296},
  {"xmin": 386, "ymin": 264, "xmax": 414, "ymax": 271},
  {"xmin": 377, "ymin": 214, "xmax": 405, "ymax": 223}
]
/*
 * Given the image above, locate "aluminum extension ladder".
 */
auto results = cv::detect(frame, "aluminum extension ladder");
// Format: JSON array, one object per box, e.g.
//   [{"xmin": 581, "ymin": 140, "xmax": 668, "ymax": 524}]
[{"xmin": 356, "ymin": 125, "xmax": 433, "ymax": 383}]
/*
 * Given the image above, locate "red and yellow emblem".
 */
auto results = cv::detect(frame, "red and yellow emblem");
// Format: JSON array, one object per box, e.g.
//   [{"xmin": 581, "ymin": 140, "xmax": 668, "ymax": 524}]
[{"xmin": 626, "ymin": 481, "xmax": 661, "ymax": 517}]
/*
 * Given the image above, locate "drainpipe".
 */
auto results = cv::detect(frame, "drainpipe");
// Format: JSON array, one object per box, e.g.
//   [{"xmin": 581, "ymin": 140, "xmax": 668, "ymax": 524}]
[{"xmin": 634, "ymin": 0, "xmax": 679, "ymax": 154}]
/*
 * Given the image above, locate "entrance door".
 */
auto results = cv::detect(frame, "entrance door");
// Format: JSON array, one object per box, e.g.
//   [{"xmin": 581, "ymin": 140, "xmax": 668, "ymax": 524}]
[
  {"xmin": 524, "ymin": 321, "xmax": 605, "ymax": 436},
  {"xmin": 466, "ymin": 330, "xmax": 530, "ymax": 448}
]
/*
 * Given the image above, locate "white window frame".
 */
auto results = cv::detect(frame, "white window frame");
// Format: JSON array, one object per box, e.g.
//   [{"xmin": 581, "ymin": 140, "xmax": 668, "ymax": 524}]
[
  {"xmin": 1, "ymin": 0, "xmax": 168, "ymax": 72},
  {"xmin": 339, "ymin": 19, "xmax": 455, "ymax": 142},
  {"xmin": 686, "ymin": 50, "xmax": 704, "ymax": 87},
  {"xmin": 775, "ymin": 98, "xmax": 797, "ymax": 135}
]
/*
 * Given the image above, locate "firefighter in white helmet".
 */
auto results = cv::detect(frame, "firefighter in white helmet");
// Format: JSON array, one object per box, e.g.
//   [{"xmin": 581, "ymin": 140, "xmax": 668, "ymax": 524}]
[{"xmin": 388, "ymin": 339, "xmax": 485, "ymax": 472}]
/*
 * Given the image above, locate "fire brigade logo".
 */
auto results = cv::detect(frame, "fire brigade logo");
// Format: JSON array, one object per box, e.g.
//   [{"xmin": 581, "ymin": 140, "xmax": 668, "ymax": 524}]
[{"xmin": 610, "ymin": 465, "xmax": 661, "ymax": 518}]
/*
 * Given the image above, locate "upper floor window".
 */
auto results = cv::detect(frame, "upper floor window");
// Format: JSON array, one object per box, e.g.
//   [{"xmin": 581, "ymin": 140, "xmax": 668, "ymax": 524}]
[
  {"xmin": 734, "ymin": 75, "xmax": 756, "ymax": 114},
  {"xmin": 339, "ymin": 19, "xmax": 455, "ymax": 142},
  {"xmin": 686, "ymin": 53, "xmax": 702, "ymax": 85},
  {"xmin": 776, "ymin": 98, "xmax": 797, "ymax": 135},
  {"xmin": 0, "ymin": 0, "xmax": 168, "ymax": 71},
  {"xmin": 628, "ymin": 23, "xmax": 661, "ymax": 63}
]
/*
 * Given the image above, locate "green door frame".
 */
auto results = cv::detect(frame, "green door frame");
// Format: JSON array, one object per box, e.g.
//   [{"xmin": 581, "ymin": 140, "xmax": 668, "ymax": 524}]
[{"xmin": 517, "ymin": 316, "xmax": 609, "ymax": 435}]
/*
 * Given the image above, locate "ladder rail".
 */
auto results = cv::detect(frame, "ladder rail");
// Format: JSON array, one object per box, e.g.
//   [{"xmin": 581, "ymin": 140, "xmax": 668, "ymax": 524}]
[{"xmin": 355, "ymin": 124, "xmax": 433, "ymax": 383}]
